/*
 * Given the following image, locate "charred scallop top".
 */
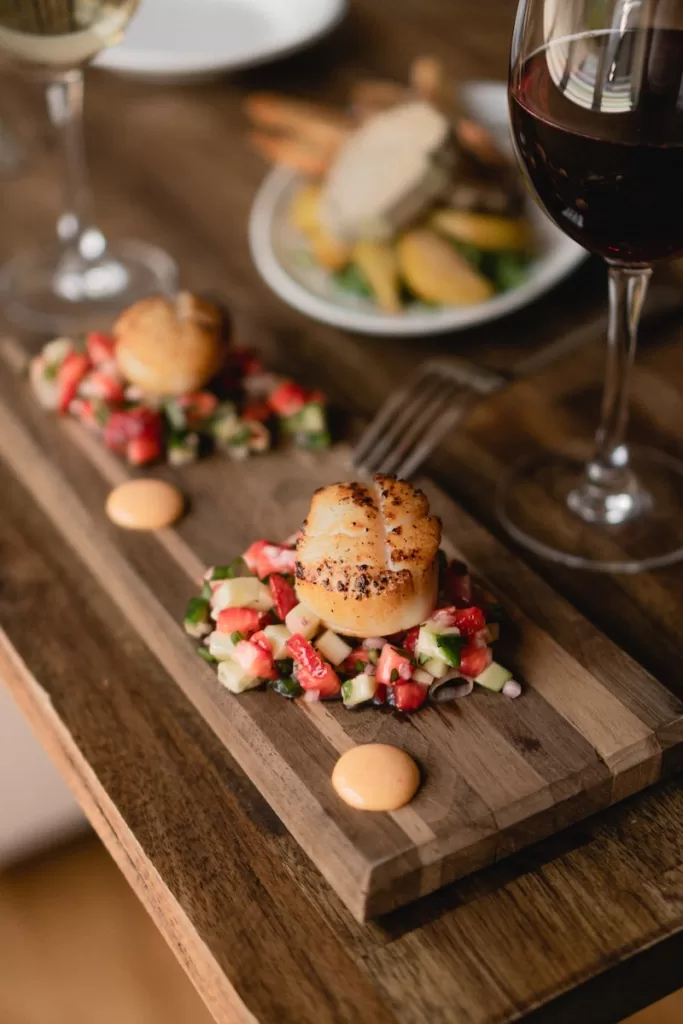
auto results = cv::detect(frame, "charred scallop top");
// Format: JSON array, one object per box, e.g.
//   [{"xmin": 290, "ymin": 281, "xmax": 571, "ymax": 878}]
[{"xmin": 295, "ymin": 475, "xmax": 441, "ymax": 600}]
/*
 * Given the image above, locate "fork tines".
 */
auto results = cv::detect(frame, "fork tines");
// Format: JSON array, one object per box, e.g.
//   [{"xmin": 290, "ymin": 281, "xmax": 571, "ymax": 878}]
[{"xmin": 352, "ymin": 360, "xmax": 484, "ymax": 480}]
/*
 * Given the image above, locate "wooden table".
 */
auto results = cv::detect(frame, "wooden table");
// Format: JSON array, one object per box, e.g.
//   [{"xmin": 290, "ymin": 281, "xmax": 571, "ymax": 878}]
[{"xmin": 1, "ymin": 2, "xmax": 683, "ymax": 1021}]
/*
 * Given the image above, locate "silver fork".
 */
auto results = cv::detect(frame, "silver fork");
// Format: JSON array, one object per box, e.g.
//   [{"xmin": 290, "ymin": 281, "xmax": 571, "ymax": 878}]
[
  {"xmin": 352, "ymin": 359, "xmax": 505, "ymax": 479},
  {"xmin": 351, "ymin": 285, "xmax": 682, "ymax": 480}
]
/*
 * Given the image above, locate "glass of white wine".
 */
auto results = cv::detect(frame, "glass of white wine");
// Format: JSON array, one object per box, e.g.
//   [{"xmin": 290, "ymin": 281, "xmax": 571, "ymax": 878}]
[{"xmin": 0, "ymin": 0, "xmax": 178, "ymax": 332}]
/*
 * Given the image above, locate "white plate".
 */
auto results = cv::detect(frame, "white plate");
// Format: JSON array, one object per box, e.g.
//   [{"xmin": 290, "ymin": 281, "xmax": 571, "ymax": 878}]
[
  {"xmin": 249, "ymin": 81, "xmax": 587, "ymax": 337},
  {"xmin": 95, "ymin": 0, "xmax": 346, "ymax": 80}
]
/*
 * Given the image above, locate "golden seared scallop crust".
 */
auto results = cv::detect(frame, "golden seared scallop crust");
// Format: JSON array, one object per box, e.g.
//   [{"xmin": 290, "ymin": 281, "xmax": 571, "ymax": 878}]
[
  {"xmin": 295, "ymin": 475, "xmax": 441, "ymax": 638},
  {"xmin": 114, "ymin": 292, "xmax": 225, "ymax": 397}
]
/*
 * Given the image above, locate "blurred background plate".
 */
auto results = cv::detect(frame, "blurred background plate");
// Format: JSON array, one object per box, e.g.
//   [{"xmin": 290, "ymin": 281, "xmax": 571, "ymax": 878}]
[
  {"xmin": 95, "ymin": 0, "xmax": 346, "ymax": 80},
  {"xmin": 249, "ymin": 81, "xmax": 588, "ymax": 337}
]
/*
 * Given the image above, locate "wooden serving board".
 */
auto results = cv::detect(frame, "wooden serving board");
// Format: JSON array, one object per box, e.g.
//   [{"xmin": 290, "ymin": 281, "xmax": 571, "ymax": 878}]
[{"xmin": 1, "ymin": 338, "xmax": 682, "ymax": 923}]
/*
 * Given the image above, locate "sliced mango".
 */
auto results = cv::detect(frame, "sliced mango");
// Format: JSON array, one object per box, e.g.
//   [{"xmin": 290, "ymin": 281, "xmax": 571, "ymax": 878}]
[
  {"xmin": 430, "ymin": 209, "xmax": 531, "ymax": 252},
  {"xmin": 310, "ymin": 226, "xmax": 353, "ymax": 272},
  {"xmin": 289, "ymin": 183, "xmax": 322, "ymax": 235},
  {"xmin": 397, "ymin": 229, "xmax": 494, "ymax": 306},
  {"xmin": 353, "ymin": 240, "xmax": 401, "ymax": 313}
]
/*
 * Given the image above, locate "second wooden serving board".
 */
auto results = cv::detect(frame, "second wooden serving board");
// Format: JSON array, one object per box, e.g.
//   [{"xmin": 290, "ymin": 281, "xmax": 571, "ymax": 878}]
[{"xmin": 1, "ymin": 339, "xmax": 682, "ymax": 921}]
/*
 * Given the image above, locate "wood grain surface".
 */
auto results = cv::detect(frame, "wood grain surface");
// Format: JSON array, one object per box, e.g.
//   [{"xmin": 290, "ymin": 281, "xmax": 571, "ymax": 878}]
[
  {"xmin": 0, "ymin": 0, "xmax": 682, "ymax": 1018},
  {"xmin": 1, "ymin": 337, "xmax": 681, "ymax": 921}
]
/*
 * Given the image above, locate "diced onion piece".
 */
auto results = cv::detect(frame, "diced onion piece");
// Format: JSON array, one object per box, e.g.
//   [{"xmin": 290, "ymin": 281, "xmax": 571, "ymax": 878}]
[
  {"xmin": 362, "ymin": 637, "xmax": 387, "ymax": 650},
  {"xmin": 411, "ymin": 667, "xmax": 433, "ymax": 685},
  {"xmin": 503, "ymin": 679, "xmax": 522, "ymax": 699}
]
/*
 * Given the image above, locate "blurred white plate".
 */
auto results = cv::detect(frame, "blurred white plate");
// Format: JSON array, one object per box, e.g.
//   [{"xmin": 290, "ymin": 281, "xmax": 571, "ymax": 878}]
[
  {"xmin": 249, "ymin": 81, "xmax": 588, "ymax": 337},
  {"xmin": 95, "ymin": 0, "xmax": 346, "ymax": 80}
]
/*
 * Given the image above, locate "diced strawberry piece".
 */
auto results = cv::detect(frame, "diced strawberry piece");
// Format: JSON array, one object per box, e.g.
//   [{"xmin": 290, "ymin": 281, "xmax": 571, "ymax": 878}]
[
  {"xmin": 243, "ymin": 540, "xmax": 296, "ymax": 579},
  {"xmin": 104, "ymin": 406, "xmax": 162, "ymax": 452},
  {"xmin": 470, "ymin": 628, "xmax": 492, "ymax": 649},
  {"xmin": 233, "ymin": 639, "xmax": 276, "ymax": 680},
  {"xmin": 269, "ymin": 574, "xmax": 297, "ymax": 620},
  {"xmin": 104, "ymin": 410, "xmax": 132, "ymax": 452},
  {"xmin": 81, "ymin": 369, "xmax": 125, "ymax": 402},
  {"xmin": 249, "ymin": 629, "xmax": 272, "ymax": 653},
  {"xmin": 216, "ymin": 607, "xmax": 261, "ymax": 636},
  {"xmin": 243, "ymin": 356, "xmax": 264, "ymax": 376},
  {"xmin": 375, "ymin": 644, "xmax": 413, "ymax": 685},
  {"xmin": 177, "ymin": 391, "xmax": 219, "ymax": 425},
  {"xmin": 389, "ymin": 682, "xmax": 428, "ymax": 712},
  {"xmin": 69, "ymin": 397, "xmax": 110, "ymax": 433},
  {"xmin": 268, "ymin": 380, "xmax": 307, "ymax": 417},
  {"xmin": 431, "ymin": 605, "xmax": 487, "ymax": 636},
  {"xmin": 242, "ymin": 401, "xmax": 272, "ymax": 423},
  {"xmin": 57, "ymin": 352, "xmax": 91, "ymax": 413},
  {"xmin": 341, "ymin": 647, "xmax": 370, "ymax": 675},
  {"xmin": 86, "ymin": 332, "xmax": 116, "ymax": 364},
  {"xmin": 127, "ymin": 433, "xmax": 163, "ymax": 465},
  {"xmin": 442, "ymin": 563, "xmax": 473, "ymax": 606},
  {"xmin": 286, "ymin": 634, "xmax": 340, "ymax": 698},
  {"xmin": 403, "ymin": 627, "xmax": 420, "ymax": 655},
  {"xmin": 373, "ymin": 683, "xmax": 387, "ymax": 705},
  {"xmin": 460, "ymin": 645, "xmax": 493, "ymax": 678}
]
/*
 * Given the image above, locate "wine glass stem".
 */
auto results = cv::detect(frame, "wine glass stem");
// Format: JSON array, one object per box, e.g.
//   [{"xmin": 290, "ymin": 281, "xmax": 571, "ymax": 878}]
[
  {"xmin": 45, "ymin": 69, "xmax": 104, "ymax": 258},
  {"xmin": 568, "ymin": 262, "xmax": 652, "ymax": 526}
]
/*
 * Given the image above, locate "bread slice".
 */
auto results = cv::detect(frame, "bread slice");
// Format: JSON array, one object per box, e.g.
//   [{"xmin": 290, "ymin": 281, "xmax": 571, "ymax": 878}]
[{"xmin": 295, "ymin": 475, "xmax": 441, "ymax": 638}]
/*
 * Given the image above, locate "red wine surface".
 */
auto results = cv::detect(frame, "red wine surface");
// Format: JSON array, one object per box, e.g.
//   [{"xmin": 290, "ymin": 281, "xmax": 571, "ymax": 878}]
[{"xmin": 510, "ymin": 29, "xmax": 683, "ymax": 263}]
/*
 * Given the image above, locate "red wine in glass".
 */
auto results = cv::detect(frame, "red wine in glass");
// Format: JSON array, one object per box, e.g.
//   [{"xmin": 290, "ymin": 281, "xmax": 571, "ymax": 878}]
[
  {"xmin": 510, "ymin": 28, "xmax": 683, "ymax": 263},
  {"xmin": 500, "ymin": 3, "xmax": 683, "ymax": 573}
]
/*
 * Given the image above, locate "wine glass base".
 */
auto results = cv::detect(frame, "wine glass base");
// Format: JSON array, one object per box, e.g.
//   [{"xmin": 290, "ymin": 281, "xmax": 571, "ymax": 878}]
[
  {"xmin": 496, "ymin": 447, "xmax": 683, "ymax": 572},
  {"xmin": 0, "ymin": 239, "xmax": 178, "ymax": 335}
]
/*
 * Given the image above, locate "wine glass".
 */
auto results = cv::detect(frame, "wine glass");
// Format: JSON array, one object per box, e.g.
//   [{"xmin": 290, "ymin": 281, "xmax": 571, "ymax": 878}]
[
  {"xmin": 0, "ymin": 1, "xmax": 177, "ymax": 333},
  {"xmin": 500, "ymin": 0, "xmax": 683, "ymax": 572}
]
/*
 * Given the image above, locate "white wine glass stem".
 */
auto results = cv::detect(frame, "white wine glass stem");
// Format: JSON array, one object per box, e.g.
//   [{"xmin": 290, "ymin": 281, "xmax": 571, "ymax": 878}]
[{"xmin": 45, "ymin": 68, "xmax": 104, "ymax": 258}]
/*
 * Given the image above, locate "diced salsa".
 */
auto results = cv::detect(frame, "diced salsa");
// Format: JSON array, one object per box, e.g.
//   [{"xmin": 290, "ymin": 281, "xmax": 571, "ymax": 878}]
[
  {"xmin": 183, "ymin": 544, "xmax": 521, "ymax": 711},
  {"xmin": 29, "ymin": 331, "xmax": 331, "ymax": 467}
]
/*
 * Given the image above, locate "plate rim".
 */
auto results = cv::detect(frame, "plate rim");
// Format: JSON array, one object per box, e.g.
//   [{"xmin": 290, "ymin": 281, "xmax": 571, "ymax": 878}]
[
  {"xmin": 96, "ymin": 0, "xmax": 347, "ymax": 76},
  {"xmin": 249, "ymin": 81, "xmax": 588, "ymax": 337}
]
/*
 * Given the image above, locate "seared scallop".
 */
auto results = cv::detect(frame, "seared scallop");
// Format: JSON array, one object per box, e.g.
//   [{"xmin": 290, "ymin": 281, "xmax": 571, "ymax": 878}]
[{"xmin": 295, "ymin": 475, "xmax": 441, "ymax": 637}]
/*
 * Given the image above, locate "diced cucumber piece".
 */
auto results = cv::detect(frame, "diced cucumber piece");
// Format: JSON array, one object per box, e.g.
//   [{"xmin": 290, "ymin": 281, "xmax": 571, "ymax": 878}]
[
  {"xmin": 271, "ymin": 677, "xmax": 303, "ymax": 699},
  {"xmin": 415, "ymin": 625, "xmax": 443, "ymax": 662},
  {"xmin": 206, "ymin": 558, "xmax": 250, "ymax": 582},
  {"xmin": 423, "ymin": 657, "xmax": 448, "ymax": 679},
  {"xmin": 217, "ymin": 659, "xmax": 261, "ymax": 694},
  {"xmin": 416, "ymin": 624, "xmax": 460, "ymax": 663},
  {"xmin": 315, "ymin": 629, "xmax": 352, "ymax": 666},
  {"xmin": 435, "ymin": 633, "xmax": 464, "ymax": 667},
  {"xmin": 168, "ymin": 432, "xmax": 199, "ymax": 467},
  {"xmin": 475, "ymin": 660, "xmax": 513, "ymax": 693},
  {"xmin": 207, "ymin": 631, "xmax": 239, "ymax": 661},
  {"xmin": 211, "ymin": 577, "xmax": 273, "ymax": 614},
  {"xmin": 412, "ymin": 667, "xmax": 434, "ymax": 685},
  {"xmin": 284, "ymin": 403, "xmax": 326, "ymax": 435},
  {"xmin": 285, "ymin": 602, "xmax": 321, "ymax": 640},
  {"xmin": 196, "ymin": 646, "xmax": 217, "ymax": 664},
  {"xmin": 262, "ymin": 624, "xmax": 292, "ymax": 660},
  {"xmin": 341, "ymin": 673, "xmax": 377, "ymax": 707},
  {"xmin": 183, "ymin": 597, "xmax": 211, "ymax": 638}
]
